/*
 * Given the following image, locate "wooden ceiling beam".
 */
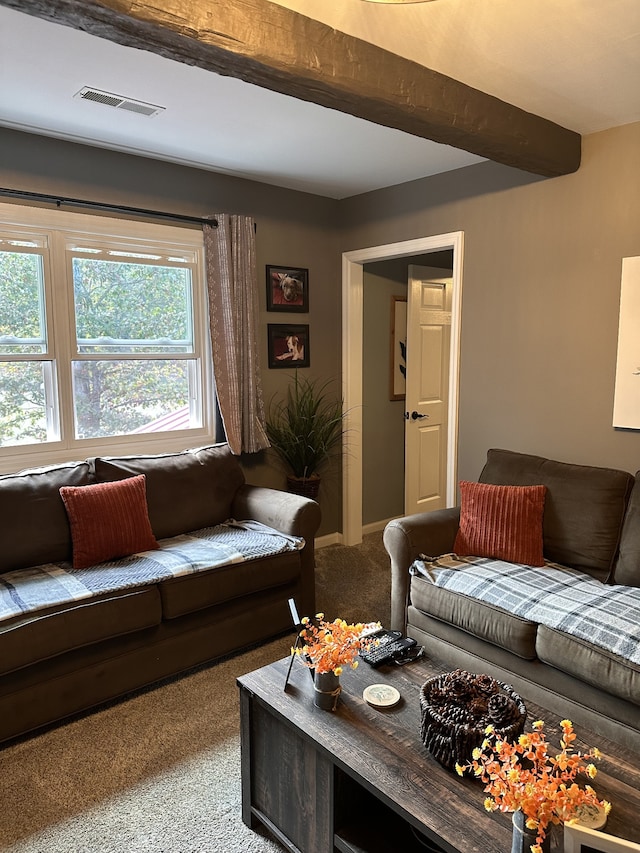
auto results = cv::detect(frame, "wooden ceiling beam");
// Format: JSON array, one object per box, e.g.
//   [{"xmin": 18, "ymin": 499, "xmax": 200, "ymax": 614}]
[{"xmin": 2, "ymin": 0, "xmax": 581, "ymax": 177}]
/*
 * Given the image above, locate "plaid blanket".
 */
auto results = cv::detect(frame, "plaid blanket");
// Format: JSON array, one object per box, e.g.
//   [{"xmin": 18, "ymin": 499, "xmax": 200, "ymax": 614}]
[
  {"xmin": 412, "ymin": 554, "xmax": 640, "ymax": 666},
  {"xmin": 0, "ymin": 520, "xmax": 303, "ymax": 624}
]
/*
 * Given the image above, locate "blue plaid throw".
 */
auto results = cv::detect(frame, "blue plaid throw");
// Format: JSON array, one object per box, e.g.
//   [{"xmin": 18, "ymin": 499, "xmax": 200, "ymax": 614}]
[
  {"xmin": 412, "ymin": 554, "xmax": 640, "ymax": 666},
  {"xmin": 0, "ymin": 520, "xmax": 303, "ymax": 623}
]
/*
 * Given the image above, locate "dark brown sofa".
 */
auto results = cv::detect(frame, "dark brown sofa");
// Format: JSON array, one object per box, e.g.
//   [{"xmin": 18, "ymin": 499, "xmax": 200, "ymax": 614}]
[
  {"xmin": 0, "ymin": 443, "xmax": 320, "ymax": 745},
  {"xmin": 384, "ymin": 449, "xmax": 640, "ymax": 751}
]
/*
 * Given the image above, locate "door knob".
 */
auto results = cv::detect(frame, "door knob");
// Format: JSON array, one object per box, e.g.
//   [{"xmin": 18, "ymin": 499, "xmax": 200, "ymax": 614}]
[{"xmin": 411, "ymin": 411, "xmax": 429, "ymax": 420}]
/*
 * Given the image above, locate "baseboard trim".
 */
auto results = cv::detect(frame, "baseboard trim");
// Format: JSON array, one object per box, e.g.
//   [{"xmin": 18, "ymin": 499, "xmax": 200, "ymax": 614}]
[
  {"xmin": 363, "ymin": 517, "xmax": 398, "ymax": 536},
  {"xmin": 316, "ymin": 517, "xmax": 396, "ymax": 550},
  {"xmin": 316, "ymin": 533, "xmax": 342, "ymax": 549}
]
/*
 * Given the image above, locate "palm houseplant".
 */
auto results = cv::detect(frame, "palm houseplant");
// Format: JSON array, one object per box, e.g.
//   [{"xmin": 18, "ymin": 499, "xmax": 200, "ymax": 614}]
[{"xmin": 265, "ymin": 372, "xmax": 348, "ymax": 499}]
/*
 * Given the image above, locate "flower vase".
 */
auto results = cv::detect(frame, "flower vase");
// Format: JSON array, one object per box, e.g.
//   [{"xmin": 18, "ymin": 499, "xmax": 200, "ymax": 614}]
[
  {"xmin": 313, "ymin": 670, "xmax": 341, "ymax": 711},
  {"xmin": 511, "ymin": 811, "xmax": 550, "ymax": 853}
]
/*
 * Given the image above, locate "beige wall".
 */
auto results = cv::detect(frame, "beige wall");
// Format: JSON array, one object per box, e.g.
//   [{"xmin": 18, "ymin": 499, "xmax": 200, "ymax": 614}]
[
  {"xmin": 3, "ymin": 122, "xmax": 640, "ymax": 533},
  {"xmin": 0, "ymin": 128, "xmax": 343, "ymax": 534},
  {"xmin": 342, "ymin": 122, "xmax": 640, "ymax": 485}
]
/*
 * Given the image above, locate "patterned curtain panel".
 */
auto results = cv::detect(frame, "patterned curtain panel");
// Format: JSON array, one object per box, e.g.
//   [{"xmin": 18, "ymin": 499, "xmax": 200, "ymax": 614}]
[{"xmin": 203, "ymin": 216, "xmax": 269, "ymax": 454}]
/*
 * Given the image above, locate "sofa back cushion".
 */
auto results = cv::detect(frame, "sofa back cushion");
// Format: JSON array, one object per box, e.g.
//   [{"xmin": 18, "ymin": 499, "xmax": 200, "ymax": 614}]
[
  {"xmin": 93, "ymin": 444, "xmax": 245, "ymax": 539},
  {"xmin": 0, "ymin": 461, "xmax": 93, "ymax": 571},
  {"xmin": 479, "ymin": 449, "xmax": 634, "ymax": 582},
  {"xmin": 614, "ymin": 472, "xmax": 640, "ymax": 587}
]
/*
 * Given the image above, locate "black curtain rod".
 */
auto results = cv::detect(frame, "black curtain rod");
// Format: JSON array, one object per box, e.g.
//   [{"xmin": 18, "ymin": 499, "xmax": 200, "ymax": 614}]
[{"xmin": 0, "ymin": 187, "xmax": 219, "ymax": 228}]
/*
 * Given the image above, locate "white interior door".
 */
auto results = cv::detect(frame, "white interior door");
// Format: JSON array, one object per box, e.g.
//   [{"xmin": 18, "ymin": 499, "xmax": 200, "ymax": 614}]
[{"xmin": 404, "ymin": 265, "xmax": 452, "ymax": 516}]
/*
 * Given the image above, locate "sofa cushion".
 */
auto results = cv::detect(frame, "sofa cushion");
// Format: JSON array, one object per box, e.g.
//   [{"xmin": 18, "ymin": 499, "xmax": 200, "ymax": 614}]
[
  {"xmin": 414, "ymin": 554, "xmax": 640, "ymax": 666},
  {"xmin": 409, "ymin": 574, "xmax": 538, "ymax": 659},
  {"xmin": 536, "ymin": 625, "xmax": 640, "ymax": 708},
  {"xmin": 0, "ymin": 461, "xmax": 93, "ymax": 572},
  {"xmin": 0, "ymin": 586, "xmax": 161, "ymax": 675},
  {"xmin": 60, "ymin": 475, "xmax": 159, "ymax": 570},
  {"xmin": 614, "ymin": 472, "xmax": 640, "ymax": 587},
  {"xmin": 160, "ymin": 551, "xmax": 300, "ymax": 619},
  {"xmin": 0, "ymin": 521, "xmax": 304, "ymax": 626},
  {"xmin": 93, "ymin": 444, "xmax": 245, "ymax": 539},
  {"xmin": 479, "ymin": 448, "xmax": 634, "ymax": 581},
  {"xmin": 454, "ymin": 481, "xmax": 546, "ymax": 566}
]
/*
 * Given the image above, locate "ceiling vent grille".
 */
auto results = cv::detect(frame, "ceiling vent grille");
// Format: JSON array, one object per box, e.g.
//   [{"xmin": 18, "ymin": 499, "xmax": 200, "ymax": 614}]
[{"xmin": 74, "ymin": 87, "xmax": 165, "ymax": 117}]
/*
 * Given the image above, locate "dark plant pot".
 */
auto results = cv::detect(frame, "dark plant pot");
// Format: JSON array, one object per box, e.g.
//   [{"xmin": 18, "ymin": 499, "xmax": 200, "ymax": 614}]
[
  {"xmin": 287, "ymin": 474, "xmax": 321, "ymax": 500},
  {"xmin": 511, "ymin": 810, "xmax": 550, "ymax": 853},
  {"xmin": 313, "ymin": 670, "xmax": 341, "ymax": 711}
]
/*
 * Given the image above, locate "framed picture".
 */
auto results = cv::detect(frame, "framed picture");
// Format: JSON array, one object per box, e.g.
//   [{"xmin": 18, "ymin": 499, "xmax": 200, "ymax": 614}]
[
  {"xmin": 266, "ymin": 265, "xmax": 309, "ymax": 312},
  {"xmin": 564, "ymin": 823, "xmax": 640, "ymax": 853},
  {"xmin": 267, "ymin": 323, "xmax": 310, "ymax": 369},
  {"xmin": 389, "ymin": 296, "xmax": 407, "ymax": 401},
  {"xmin": 612, "ymin": 256, "xmax": 640, "ymax": 428}
]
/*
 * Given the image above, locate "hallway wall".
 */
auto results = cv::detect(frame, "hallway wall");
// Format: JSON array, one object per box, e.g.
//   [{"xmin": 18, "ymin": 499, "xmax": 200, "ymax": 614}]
[{"xmin": 342, "ymin": 122, "xmax": 640, "ymax": 485}]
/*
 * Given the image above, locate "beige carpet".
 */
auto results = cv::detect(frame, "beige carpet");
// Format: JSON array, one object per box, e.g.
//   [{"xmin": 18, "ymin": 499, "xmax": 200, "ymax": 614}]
[{"xmin": 0, "ymin": 531, "xmax": 391, "ymax": 853}]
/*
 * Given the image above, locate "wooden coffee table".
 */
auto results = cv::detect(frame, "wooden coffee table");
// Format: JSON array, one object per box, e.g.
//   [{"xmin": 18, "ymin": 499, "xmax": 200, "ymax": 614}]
[{"xmin": 238, "ymin": 654, "xmax": 640, "ymax": 853}]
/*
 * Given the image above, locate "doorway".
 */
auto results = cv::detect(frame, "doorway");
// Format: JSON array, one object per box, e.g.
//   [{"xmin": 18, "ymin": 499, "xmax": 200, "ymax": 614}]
[{"xmin": 341, "ymin": 232, "xmax": 464, "ymax": 546}]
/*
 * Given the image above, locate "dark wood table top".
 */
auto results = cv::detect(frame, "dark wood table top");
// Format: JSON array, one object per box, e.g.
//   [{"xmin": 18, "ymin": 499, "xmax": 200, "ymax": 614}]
[{"xmin": 238, "ymin": 653, "xmax": 640, "ymax": 853}]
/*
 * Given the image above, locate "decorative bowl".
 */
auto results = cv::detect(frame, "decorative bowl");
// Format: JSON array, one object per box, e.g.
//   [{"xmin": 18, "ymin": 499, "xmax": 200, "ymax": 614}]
[{"xmin": 419, "ymin": 669, "xmax": 527, "ymax": 771}]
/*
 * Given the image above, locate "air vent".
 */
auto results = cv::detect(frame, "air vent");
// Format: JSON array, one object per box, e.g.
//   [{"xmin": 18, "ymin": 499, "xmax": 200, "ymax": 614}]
[{"xmin": 74, "ymin": 87, "xmax": 165, "ymax": 118}]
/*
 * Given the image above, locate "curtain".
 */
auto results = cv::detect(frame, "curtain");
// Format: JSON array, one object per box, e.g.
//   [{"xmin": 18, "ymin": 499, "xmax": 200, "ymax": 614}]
[{"xmin": 203, "ymin": 215, "xmax": 269, "ymax": 455}]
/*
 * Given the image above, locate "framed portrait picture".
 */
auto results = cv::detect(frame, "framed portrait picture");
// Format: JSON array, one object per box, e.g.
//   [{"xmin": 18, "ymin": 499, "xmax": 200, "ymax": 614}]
[
  {"xmin": 266, "ymin": 265, "xmax": 309, "ymax": 312},
  {"xmin": 267, "ymin": 324, "xmax": 310, "ymax": 369},
  {"xmin": 564, "ymin": 823, "xmax": 640, "ymax": 853}
]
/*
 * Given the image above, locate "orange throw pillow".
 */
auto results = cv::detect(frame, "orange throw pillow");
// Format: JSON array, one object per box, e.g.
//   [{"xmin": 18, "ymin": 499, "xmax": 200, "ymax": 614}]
[
  {"xmin": 453, "ymin": 481, "xmax": 547, "ymax": 567},
  {"xmin": 60, "ymin": 475, "xmax": 158, "ymax": 570}
]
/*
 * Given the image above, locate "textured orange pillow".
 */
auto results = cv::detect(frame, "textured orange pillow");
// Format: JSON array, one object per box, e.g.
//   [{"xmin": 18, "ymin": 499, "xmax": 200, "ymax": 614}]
[
  {"xmin": 60, "ymin": 475, "xmax": 158, "ymax": 570},
  {"xmin": 453, "ymin": 481, "xmax": 547, "ymax": 567}
]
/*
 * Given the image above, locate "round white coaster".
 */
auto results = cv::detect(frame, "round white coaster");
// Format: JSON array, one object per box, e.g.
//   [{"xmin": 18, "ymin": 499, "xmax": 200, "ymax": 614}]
[
  {"xmin": 571, "ymin": 802, "xmax": 608, "ymax": 830},
  {"xmin": 363, "ymin": 684, "xmax": 401, "ymax": 708}
]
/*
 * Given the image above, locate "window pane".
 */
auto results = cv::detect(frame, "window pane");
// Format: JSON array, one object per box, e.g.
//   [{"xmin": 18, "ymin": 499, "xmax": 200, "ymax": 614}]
[
  {"xmin": 0, "ymin": 362, "xmax": 49, "ymax": 446},
  {"xmin": 0, "ymin": 251, "xmax": 46, "ymax": 354},
  {"xmin": 72, "ymin": 258, "xmax": 192, "ymax": 353},
  {"xmin": 72, "ymin": 359, "xmax": 197, "ymax": 439}
]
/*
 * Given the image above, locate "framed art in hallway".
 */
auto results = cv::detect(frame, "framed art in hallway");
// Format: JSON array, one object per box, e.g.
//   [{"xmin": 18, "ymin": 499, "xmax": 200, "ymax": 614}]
[
  {"xmin": 267, "ymin": 324, "xmax": 310, "ymax": 368},
  {"xmin": 266, "ymin": 265, "xmax": 309, "ymax": 312},
  {"xmin": 389, "ymin": 296, "xmax": 407, "ymax": 401}
]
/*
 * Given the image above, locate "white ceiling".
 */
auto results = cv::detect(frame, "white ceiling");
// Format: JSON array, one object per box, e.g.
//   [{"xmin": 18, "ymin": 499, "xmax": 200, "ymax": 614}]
[{"xmin": 0, "ymin": 1, "xmax": 639, "ymax": 200}]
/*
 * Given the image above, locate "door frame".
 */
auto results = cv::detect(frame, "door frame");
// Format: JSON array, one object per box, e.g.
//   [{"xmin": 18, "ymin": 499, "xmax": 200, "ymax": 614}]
[{"xmin": 341, "ymin": 231, "xmax": 464, "ymax": 546}]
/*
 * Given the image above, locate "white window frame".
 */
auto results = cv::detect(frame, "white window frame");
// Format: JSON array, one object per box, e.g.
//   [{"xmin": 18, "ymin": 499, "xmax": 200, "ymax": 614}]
[{"xmin": 0, "ymin": 202, "xmax": 215, "ymax": 474}]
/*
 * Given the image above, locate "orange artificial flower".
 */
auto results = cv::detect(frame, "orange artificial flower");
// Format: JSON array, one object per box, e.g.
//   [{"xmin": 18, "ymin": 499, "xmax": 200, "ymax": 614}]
[
  {"xmin": 292, "ymin": 614, "xmax": 379, "ymax": 674},
  {"xmin": 455, "ymin": 719, "xmax": 610, "ymax": 853}
]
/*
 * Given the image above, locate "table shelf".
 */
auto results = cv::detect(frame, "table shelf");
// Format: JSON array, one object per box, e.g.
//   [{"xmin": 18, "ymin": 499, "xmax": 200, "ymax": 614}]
[{"xmin": 333, "ymin": 768, "xmax": 446, "ymax": 853}]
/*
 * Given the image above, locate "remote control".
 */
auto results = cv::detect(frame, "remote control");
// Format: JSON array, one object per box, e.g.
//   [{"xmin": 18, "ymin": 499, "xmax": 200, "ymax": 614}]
[{"xmin": 359, "ymin": 631, "xmax": 417, "ymax": 668}]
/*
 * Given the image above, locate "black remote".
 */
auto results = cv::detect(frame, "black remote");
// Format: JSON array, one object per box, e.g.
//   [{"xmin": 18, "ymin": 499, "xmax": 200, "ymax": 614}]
[{"xmin": 359, "ymin": 631, "xmax": 417, "ymax": 668}]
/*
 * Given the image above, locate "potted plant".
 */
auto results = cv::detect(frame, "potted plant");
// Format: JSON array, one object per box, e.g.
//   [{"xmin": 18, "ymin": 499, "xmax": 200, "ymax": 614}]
[
  {"xmin": 456, "ymin": 718, "xmax": 610, "ymax": 853},
  {"xmin": 265, "ymin": 372, "xmax": 347, "ymax": 499},
  {"xmin": 292, "ymin": 613, "xmax": 378, "ymax": 709}
]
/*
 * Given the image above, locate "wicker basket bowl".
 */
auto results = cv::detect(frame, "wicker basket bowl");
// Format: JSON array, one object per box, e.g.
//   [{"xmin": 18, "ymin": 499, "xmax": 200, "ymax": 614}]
[{"xmin": 419, "ymin": 669, "xmax": 527, "ymax": 772}]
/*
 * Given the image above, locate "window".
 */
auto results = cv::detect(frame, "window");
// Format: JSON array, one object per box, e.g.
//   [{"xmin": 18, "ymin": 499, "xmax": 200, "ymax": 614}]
[{"xmin": 0, "ymin": 203, "xmax": 214, "ymax": 472}]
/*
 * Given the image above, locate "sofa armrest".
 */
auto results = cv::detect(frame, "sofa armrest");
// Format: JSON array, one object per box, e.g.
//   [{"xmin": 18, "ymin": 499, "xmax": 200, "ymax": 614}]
[
  {"xmin": 383, "ymin": 507, "xmax": 461, "ymax": 632},
  {"xmin": 231, "ymin": 484, "xmax": 322, "ymax": 616},
  {"xmin": 232, "ymin": 484, "xmax": 321, "ymax": 539}
]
